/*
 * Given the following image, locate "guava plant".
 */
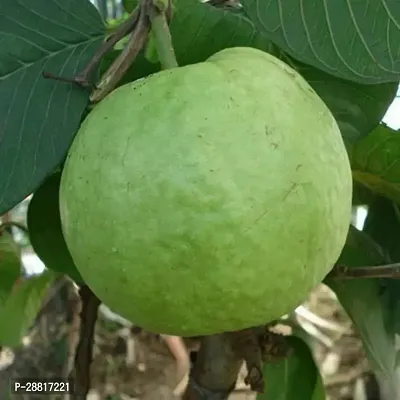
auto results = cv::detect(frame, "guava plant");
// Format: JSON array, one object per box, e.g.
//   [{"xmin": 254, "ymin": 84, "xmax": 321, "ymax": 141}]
[{"xmin": 0, "ymin": 0, "xmax": 399, "ymax": 399}]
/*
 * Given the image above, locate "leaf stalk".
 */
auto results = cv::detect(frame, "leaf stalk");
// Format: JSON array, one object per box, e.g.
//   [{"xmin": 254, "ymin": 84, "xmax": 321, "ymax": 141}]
[{"xmin": 148, "ymin": 0, "xmax": 178, "ymax": 70}]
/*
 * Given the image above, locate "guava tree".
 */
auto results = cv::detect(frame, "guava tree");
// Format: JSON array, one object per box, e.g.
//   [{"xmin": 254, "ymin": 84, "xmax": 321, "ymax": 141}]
[{"xmin": 0, "ymin": 0, "xmax": 399, "ymax": 399}]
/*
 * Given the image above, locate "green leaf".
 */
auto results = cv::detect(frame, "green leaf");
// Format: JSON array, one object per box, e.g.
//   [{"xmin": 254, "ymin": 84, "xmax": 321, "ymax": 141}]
[
  {"xmin": 241, "ymin": 0, "xmax": 400, "ymax": 84},
  {"xmin": 27, "ymin": 172, "xmax": 84, "ymax": 285},
  {"xmin": 171, "ymin": 2, "xmax": 275, "ymax": 66},
  {"xmin": 175, "ymin": 4, "xmax": 397, "ymax": 147},
  {"xmin": 334, "ymin": 224, "xmax": 388, "ymax": 266},
  {"xmin": 352, "ymin": 182, "xmax": 376, "ymax": 206},
  {"xmin": 104, "ymin": 0, "xmax": 396, "ymax": 149},
  {"xmin": 363, "ymin": 196, "xmax": 400, "ymax": 335},
  {"xmin": 0, "ymin": 0, "xmax": 106, "ymax": 215},
  {"xmin": 121, "ymin": 0, "xmax": 268, "ymax": 65},
  {"xmin": 288, "ymin": 58, "xmax": 397, "ymax": 148},
  {"xmin": 122, "ymin": 0, "xmax": 136, "ymax": 13},
  {"xmin": 0, "ymin": 270, "xmax": 57, "ymax": 347},
  {"xmin": 107, "ymin": 13, "xmax": 130, "ymax": 31},
  {"xmin": 363, "ymin": 196, "xmax": 400, "ymax": 261},
  {"xmin": 256, "ymin": 335, "xmax": 325, "ymax": 400},
  {"xmin": 312, "ymin": 376, "xmax": 326, "ymax": 400},
  {"xmin": 351, "ymin": 124, "xmax": 400, "ymax": 203},
  {"xmin": 325, "ymin": 225, "xmax": 399, "ymax": 397},
  {"xmin": 0, "ymin": 231, "xmax": 21, "ymax": 305}
]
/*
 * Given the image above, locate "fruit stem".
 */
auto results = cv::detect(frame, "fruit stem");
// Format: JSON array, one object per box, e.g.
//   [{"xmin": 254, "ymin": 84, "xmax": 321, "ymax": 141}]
[
  {"xmin": 148, "ymin": 0, "xmax": 178, "ymax": 70},
  {"xmin": 182, "ymin": 326, "xmax": 286, "ymax": 399},
  {"xmin": 182, "ymin": 333, "xmax": 242, "ymax": 400}
]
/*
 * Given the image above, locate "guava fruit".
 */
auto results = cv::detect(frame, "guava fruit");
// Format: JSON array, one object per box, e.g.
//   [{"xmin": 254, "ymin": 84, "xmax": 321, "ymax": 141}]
[
  {"xmin": 59, "ymin": 46, "xmax": 352, "ymax": 336},
  {"xmin": 0, "ymin": 231, "xmax": 21, "ymax": 304},
  {"xmin": 27, "ymin": 173, "xmax": 84, "ymax": 285}
]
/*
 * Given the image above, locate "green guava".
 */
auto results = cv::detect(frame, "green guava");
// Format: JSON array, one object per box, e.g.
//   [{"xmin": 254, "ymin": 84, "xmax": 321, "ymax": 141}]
[
  {"xmin": 27, "ymin": 173, "xmax": 84, "ymax": 285},
  {"xmin": 59, "ymin": 47, "xmax": 352, "ymax": 336},
  {"xmin": 0, "ymin": 231, "xmax": 21, "ymax": 304}
]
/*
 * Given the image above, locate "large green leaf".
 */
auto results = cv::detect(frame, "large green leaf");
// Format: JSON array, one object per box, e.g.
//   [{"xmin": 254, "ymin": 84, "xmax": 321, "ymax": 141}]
[
  {"xmin": 256, "ymin": 335, "xmax": 325, "ymax": 400},
  {"xmin": 325, "ymin": 225, "xmax": 399, "ymax": 398},
  {"xmin": 0, "ymin": 0, "xmax": 106, "ymax": 215},
  {"xmin": 241, "ymin": 0, "xmax": 400, "ymax": 84},
  {"xmin": 0, "ymin": 270, "xmax": 58, "ymax": 347},
  {"xmin": 351, "ymin": 124, "xmax": 400, "ymax": 203},
  {"xmin": 363, "ymin": 196, "xmax": 400, "ymax": 336},
  {"xmin": 172, "ymin": 3, "xmax": 274, "ymax": 66},
  {"xmin": 103, "ymin": 0, "xmax": 396, "ymax": 148}
]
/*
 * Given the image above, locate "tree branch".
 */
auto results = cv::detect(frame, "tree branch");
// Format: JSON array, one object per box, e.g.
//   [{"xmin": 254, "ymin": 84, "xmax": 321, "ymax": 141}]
[
  {"xmin": 327, "ymin": 263, "xmax": 400, "ymax": 280},
  {"xmin": 90, "ymin": 1, "xmax": 152, "ymax": 103},
  {"xmin": 183, "ymin": 325, "xmax": 291, "ymax": 399},
  {"xmin": 183, "ymin": 333, "xmax": 242, "ymax": 400},
  {"xmin": 0, "ymin": 221, "xmax": 29, "ymax": 236},
  {"xmin": 43, "ymin": 9, "xmax": 142, "ymax": 89},
  {"xmin": 43, "ymin": 0, "xmax": 179, "ymax": 102},
  {"xmin": 70, "ymin": 285, "xmax": 100, "ymax": 399}
]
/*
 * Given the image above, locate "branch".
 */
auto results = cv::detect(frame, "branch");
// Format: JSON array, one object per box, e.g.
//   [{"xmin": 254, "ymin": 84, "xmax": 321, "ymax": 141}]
[
  {"xmin": 183, "ymin": 326, "xmax": 291, "ymax": 399},
  {"xmin": 327, "ymin": 263, "xmax": 400, "ymax": 280},
  {"xmin": 90, "ymin": 1, "xmax": 151, "ymax": 103},
  {"xmin": 182, "ymin": 333, "xmax": 242, "ymax": 400},
  {"xmin": 43, "ymin": 0, "xmax": 178, "ymax": 101},
  {"xmin": 0, "ymin": 221, "xmax": 29, "ymax": 236},
  {"xmin": 42, "ymin": 4, "xmax": 145, "ymax": 90},
  {"xmin": 70, "ymin": 285, "xmax": 100, "ymax": 399}
]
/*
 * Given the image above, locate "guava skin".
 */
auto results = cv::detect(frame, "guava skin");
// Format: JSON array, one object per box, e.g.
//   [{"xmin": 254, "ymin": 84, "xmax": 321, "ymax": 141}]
[{"xmin": 60, "ymin": 47, "xmax": 352, "ymax": 336}]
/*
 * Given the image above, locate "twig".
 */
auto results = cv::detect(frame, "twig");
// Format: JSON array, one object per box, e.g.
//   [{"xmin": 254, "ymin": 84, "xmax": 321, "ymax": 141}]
[
  {"xmin": 90, "ymin": 1, "xmax": 151, "ymax": 103},
  {"xmin": 42, "ymin": 6, "xmax": 142, "ymax": 89},
  {"xmin": 64, "ymin": 285, "xmax": 81, "ymax": 379},
  {"xmin": 70, "ymin": 285, "xmax": 100, "ymax": 399},
  {"xmin": 76, "ymin": 11, "xmax": 141, "ymax": 86},
  {"xmin": 0, "ymin": 221, "xmax": 29, "ymax": 236},
  {"xmin": 327, "ymin": 263, "xmax": 400, "ymax": 280},
  {"xmin": 42, "ymin": 72, "xmax": 90, "ymax": 88},
  {"xmin": 43, "ymin": 0, "xmax": 178, "ymax": 101},
  {"xmin": 91, "ymin": 0, "xmax": 178, "ymax": 102}
]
